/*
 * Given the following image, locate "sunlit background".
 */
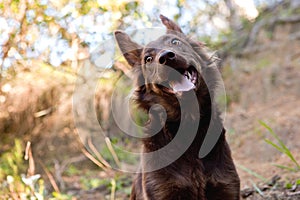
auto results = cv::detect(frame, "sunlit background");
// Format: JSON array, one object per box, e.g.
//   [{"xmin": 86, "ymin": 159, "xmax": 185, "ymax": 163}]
[{"xmin": 0, "ymin": 0, "xmax": 280, "ymax": 68}]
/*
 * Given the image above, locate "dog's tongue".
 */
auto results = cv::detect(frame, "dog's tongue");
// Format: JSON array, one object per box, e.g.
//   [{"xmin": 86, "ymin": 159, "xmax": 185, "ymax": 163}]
[{"xmin": 169, "ymin": 76, "xmax": 195, "ymax": 92}]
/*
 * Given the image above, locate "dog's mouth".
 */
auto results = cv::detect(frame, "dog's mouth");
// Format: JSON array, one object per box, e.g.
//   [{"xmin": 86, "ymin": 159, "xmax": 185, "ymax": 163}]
[
  {"xmin": 160, "ymin": 65, "xmax": 198, "ymax": 94},
  {"xmin": 171, "ymin": 65, "xmax": 198, "ymax": 92}
]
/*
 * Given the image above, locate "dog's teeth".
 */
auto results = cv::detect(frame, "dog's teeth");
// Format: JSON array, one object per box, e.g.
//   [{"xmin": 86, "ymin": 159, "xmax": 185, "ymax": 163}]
[
  {"xmin": 184, "ymin": 71, "xmax": 193, "ymax": 80},
  {"xmin": 191, "ymin": 77, "xmax": 196, "ymax": 84}
]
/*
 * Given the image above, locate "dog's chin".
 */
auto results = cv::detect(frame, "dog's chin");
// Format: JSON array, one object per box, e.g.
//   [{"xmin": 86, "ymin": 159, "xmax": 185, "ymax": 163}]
[{"xmin": 152, "ymin": 65, "xmax": 198, "ymax": 95}]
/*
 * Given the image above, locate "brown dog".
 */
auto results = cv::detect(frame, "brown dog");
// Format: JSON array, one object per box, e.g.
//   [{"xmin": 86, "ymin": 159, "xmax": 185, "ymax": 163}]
[{"xmin": 115, "ymin": 15, "xmax": 240, "ymax": 200}]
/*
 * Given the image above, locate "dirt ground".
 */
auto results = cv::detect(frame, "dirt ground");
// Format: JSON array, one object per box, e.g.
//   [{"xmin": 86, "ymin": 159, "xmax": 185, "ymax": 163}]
[{"xmin": 223, "ymin": 24, "xmax": 300, "ymax": 198}]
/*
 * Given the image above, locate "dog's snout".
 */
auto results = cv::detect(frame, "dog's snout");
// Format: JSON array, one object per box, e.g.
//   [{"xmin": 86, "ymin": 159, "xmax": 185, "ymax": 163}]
[{"xmin": 158, "ymin": 50, "xmax": 176, "ymax": 64}]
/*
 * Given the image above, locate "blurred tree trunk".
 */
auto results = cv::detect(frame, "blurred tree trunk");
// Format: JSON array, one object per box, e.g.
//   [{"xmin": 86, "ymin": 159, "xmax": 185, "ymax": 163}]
[{"xmin": 223, "ymin": 0, "xmax": 241, "ymax": 32}]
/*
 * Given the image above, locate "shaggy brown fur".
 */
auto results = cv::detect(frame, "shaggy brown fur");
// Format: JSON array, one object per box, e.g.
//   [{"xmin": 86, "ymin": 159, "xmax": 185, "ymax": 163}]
[{"xmin": 115, "ymin": 15, "xmax": 240, "ymax": 200}]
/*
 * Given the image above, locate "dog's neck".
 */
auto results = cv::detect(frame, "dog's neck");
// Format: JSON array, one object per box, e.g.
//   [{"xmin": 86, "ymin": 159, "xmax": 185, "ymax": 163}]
[{"xmin": 140, "ymin": 89, "xmax": 214, "ymax": 158}]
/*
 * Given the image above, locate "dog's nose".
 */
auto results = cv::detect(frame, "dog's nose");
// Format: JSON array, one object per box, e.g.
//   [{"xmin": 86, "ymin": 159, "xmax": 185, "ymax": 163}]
[{"xmin": 158, "ymin": 50, "xmax": 176, "ymax": 64}]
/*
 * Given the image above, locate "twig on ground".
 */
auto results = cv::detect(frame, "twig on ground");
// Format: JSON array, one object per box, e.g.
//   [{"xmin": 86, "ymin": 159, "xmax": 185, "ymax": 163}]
[
  {"xmin": 287, "ymin": 191, "xmax": 300, "ymax": 197},
  {"xmin": 105, "ymin": 137, "xmax": 121, "ymax": 168},
  {"xmin": 37, "ymin": 159, "xmax": 60, "ymax": 193},
  {"xmin": 87, "ymin": 137, "xmax": 112, "ymax": 169},
  {"xmin": 81, "ymin": 148, "xmax": 108, "ymax": 171},
  {"xmin": 24, "ymin": 141, "xmax": 35, "ymax": 177}
]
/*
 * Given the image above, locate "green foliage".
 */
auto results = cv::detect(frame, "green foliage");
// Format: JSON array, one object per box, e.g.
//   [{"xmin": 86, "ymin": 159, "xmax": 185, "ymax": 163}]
[
  {"xmin": 100, "ymin": 138, "xmax": 138, "ymax": 166},
  {"xmin": 50, "ymin": 192, "xmax": 73, "ymax": 200},
  {"xmin": 285, "ymin": 179, "xmax": 300, "ymax": 189},
  {"xmin": 261, "ymin": 121, "xmax": 300, "ymax": 172},
  {"xmin": 255, "ymin": 58, "xmax": 271, "ymax": 70},
  {"xmin": 11, "ymin": 0, "xmax": 21, "ymax": 14},
  {"xmin": 0, "ymin": 139, "xmax": 44, "ymax": 199},
  {"xmin": 0, "ymin": 139, "xmax": 74, "ymax": 199},
  {"xmin": 113, "ymin": 175, "xmax": 131, "ymax": 192},
  {"xmin": 64, "ymin": 164, "xmax": 81, "ymax": 176},
  {"xmin": 0, "ymin": 139, "xmax": 25, "ymax": 179},
  {"xmin": 285, "ymin": 182, "xmax": 293, "ymax": 189},
  {"xmin": 125, "ymin": 1, "xmax": 138, "ymax": 11},
  {"xmin": 79, "ymin": 0, "xmax": 98, "ymax": 15},
  {"xmin": 107, "ymin": 175, "xmax": 132, "ymax": 198},
  {"xmin": 78, "ymin": 173, "xmax": 131, "ymax": 198},
  {"xmin": 80, "ymin": 176, "xmax": 107, "ymax": 190}
]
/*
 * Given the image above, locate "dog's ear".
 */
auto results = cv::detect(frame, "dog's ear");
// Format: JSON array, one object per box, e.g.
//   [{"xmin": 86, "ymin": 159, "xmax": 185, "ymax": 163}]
[
  {"xmin": 160, "ymin": 14, "xmax": 183, "ymax": 34},
  {"xmin": 114, "ymin": 31, "xmax": 143, "ymax": 67}
]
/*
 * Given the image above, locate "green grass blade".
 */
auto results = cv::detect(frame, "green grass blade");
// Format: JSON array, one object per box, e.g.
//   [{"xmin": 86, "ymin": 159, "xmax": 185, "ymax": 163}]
[
  {"xmin": 264, "ymin": 139, "xmax": 285, "ymax": 153},
  {"xmin": 272, "ymin": 164, "xmax": 297, "ymax": 172},
  {"xmin": 284, "ymin": 152, "xmax": 300, "ymax": 169},
  {"xmin": 237, "ymin": 164, "xmax": 267, "ymax": 182},
  {"xmin": 259, "ymin": 121, "xmax": 284, "ymax": 146},
  {"xmin": 261, "ymin": 120, "xmax": 300, "ymax": 170}
]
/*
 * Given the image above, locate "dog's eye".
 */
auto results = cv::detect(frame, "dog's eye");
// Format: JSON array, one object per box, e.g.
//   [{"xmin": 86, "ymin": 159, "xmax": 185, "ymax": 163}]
[
  {"xmin": 171, "ymin": 39, "xmax": 181, "ymax": 45},
  {"xmin": 144, "ymin": 56, "xmax": 153, "ymax": 64}
]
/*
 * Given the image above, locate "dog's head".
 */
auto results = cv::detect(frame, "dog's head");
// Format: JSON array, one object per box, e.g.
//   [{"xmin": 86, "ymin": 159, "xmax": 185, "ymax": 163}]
[{"xmin": 115, "ymin": 15, "xmax": 215, "ymax": 100}]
